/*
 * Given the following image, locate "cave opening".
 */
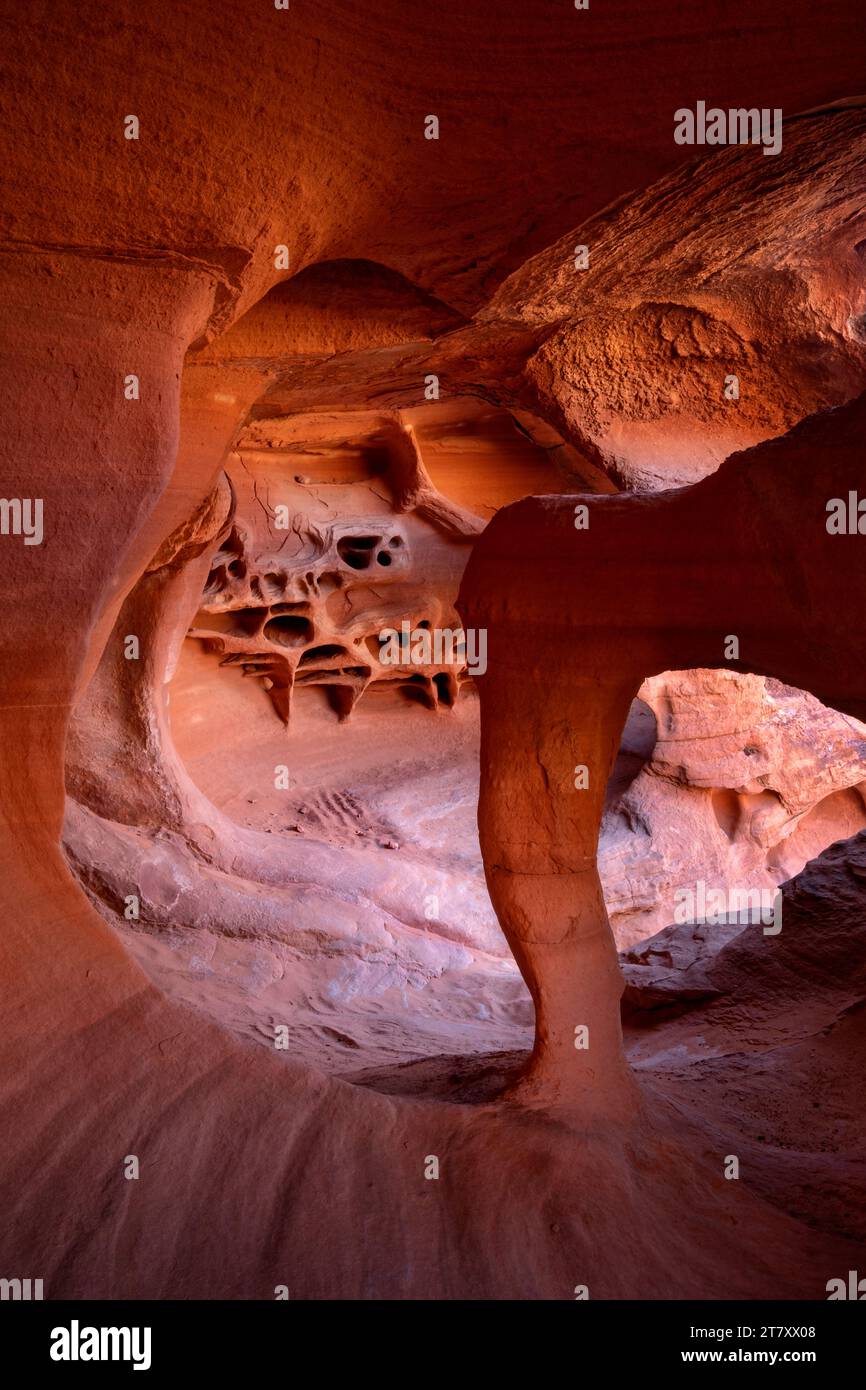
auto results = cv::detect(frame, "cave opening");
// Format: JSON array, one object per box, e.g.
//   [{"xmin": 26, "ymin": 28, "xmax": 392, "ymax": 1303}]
[
  {"xmin": 58, "ymin": 252, "xmax": 866, "ymax": 1112},
  {"xmin": 160, "ymin": 400, "xmax": 866, "ymax": 1097},
  {"xmin": 164, "ymin": 393, "xmax": 585, "ymax": 1089},
  {"xmin": 58, "ymin": 370, "xmax": 866, "ymax": 1102}
]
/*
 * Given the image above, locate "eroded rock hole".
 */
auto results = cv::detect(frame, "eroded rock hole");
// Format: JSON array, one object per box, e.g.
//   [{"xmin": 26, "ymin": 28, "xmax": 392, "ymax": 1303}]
[
  {"xmin": 263, "ymin": 614, "xmax": 314, "ymax": 647},
  {"xmin": 298, "ymin": 644, "xmax": 350, "ymax": 666},
  {"xmin": 337, "ymin": 535, "xmax": 381, "ymax": 570}
]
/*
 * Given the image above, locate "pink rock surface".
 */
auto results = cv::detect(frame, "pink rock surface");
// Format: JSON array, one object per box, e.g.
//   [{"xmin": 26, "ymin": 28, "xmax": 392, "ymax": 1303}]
[{"xmin": 2, "ymin": 2, "xmax": 865, "ymax": 1302}]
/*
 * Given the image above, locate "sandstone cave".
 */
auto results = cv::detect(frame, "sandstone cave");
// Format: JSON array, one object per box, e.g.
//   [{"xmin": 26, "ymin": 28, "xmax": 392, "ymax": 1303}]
[{"xmin": 2, "ymin": 0, "xmax": 866, "ymax": 1320}]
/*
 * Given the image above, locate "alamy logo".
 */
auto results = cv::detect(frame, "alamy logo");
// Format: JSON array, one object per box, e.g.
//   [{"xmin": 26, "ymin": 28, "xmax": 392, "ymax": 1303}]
[
  {"xmin": 674, "ymin": 102, "xmax": 782, "ymax": 156},
  {"xmin": 378, "ymin": 621, "xmax": 487, "ymax": 676},
  {"xmin": 674, "ymin": 880, "xmax": 782, "ymax": 935},
  {"xmin": 826, "ymin": 492, "xmax": 866, "ymax": 534},
  {"xmin": 826, "ymin": 1270, "xmax": 866, "ymax": 1299},
  {"xmin": 0, "ymin": 1276, "xmax": 43, "ymax": 1299},
  {"xmin": 50, "ymin": 1320, "xmax": 152, "ymax": 1371},
  {"xmin": 0, "ymin": 497, "xmax": 43, "ymax": 545}
]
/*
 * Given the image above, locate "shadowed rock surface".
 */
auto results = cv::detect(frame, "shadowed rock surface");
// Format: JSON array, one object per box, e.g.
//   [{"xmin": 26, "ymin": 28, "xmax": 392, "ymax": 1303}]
[{"xmin": 2, "ymin": 0, "xmax": 865, "ymax": 1301}]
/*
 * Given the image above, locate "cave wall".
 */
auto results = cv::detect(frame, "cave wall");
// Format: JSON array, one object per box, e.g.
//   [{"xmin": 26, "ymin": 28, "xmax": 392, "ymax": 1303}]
[{"xmin": 2, "ymin": 0, "xmax": 865, "ymax": 1302}]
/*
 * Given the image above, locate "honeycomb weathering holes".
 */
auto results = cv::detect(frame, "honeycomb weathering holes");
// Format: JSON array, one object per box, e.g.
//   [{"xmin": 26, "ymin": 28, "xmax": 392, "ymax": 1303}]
[
  {"xmin": 263, "ymin": 614, "xmax": 315, "ymax": 647},
  {"xmin": 188, "ymin": 513, "xmax": 472, "ymax": 723}
]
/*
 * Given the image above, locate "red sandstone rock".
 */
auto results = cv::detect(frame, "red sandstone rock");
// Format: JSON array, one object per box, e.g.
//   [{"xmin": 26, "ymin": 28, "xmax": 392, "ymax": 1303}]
[
  {"xmin": 2, "ymin": 2, "xmax": 866, "ymax": 1305},
  {"xmin": 604, "ymin": 671, "xmax": 866, "ymax": 946}
]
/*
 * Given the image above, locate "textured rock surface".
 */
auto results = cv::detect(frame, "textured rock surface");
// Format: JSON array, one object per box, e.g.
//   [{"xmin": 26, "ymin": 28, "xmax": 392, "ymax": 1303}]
[
  {"xmin": 623, "ymin": 833, "xmax": 866, "ymax": 1245},
  {"xmin": 2, "ymin": 0, "xmax": 866, "ymax": 1303},
  {"xmin": 187, "ymin": 414, "xmax": 485, "ymax": 724},
  {"xmin": 485, "ymin": 104, "xmax": 866, "ymax": 487},
  {"xmin": 603, "ymin": 672, "xmax": 866, "ymax": 946},
  {"xmin": 460, "ymin": 393, "xmax": 866, "ymax": 1107}
]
